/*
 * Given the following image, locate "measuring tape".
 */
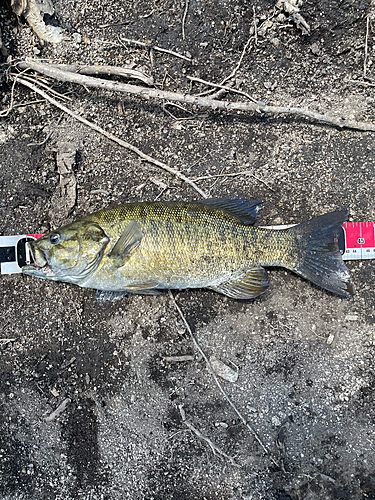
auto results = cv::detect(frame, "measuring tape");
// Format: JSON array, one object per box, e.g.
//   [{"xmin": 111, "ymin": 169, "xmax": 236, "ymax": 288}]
[
  {"xmin": 0, "ymin": 234, "xmax": 44, "ymax": 274},
  {"xmin": 0, "ymin": 223, "xmax": 374, "ymax": 274},
  {"xmin": 340, "ymin": 222, "xmax": 375, "ymax": 260}
]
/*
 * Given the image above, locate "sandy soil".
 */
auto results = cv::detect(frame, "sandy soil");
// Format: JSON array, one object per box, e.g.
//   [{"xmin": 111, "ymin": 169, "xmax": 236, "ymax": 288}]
[{"xmin": 0, "ymin": 0, "xmax": 374, "ymax": 498}]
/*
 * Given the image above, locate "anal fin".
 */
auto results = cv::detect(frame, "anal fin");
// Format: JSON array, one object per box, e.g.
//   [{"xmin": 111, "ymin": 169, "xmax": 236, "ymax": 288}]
[{"xmin": 209, "ymin": 267, "xmax": 269, "ymax": 299}]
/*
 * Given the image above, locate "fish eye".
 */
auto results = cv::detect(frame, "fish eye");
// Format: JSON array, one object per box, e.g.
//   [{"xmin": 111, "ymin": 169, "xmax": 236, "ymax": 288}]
[{"xmin": 50, "ymin": 233, "xmax": 60, "ymax": 245}]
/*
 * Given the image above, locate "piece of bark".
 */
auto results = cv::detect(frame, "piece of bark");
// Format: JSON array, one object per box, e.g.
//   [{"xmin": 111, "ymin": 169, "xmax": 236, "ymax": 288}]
[
  {"xmin": 49, "ymin": 135, "xmax": 77, "ymax": 224},
  {"xmin": 11, "ymin": 0, "xmax": 63, "ymax": 44},
  {"xmin": 46, "ymin": 63, "xmax": 154, "ymax": 86}
]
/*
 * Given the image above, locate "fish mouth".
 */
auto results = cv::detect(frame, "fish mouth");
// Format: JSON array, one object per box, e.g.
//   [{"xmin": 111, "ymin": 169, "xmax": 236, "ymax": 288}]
[{"xmin": 22, "ymin": 242, "xmax": 53, "ymax": 277}]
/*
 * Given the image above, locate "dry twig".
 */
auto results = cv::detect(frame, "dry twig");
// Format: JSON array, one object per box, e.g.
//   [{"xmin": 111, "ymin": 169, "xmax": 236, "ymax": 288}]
[
  {"xmin": 182, "ymin": 0, "xmax": 190, "ymax": 40},
  {"xmin": 14, "ymin": 75, "xmax": 208, "ymax": 198},
  {"xmin": 0, "ymin": 66, "xmax": 33, "ymax": 117},
  {"xmin": 16, "ymin": 60, "xmax": 375, "ymax": 132},
  {"xmin": 187, "ymin": 75, "xmax": 258, "ymax": 103},
  {"xmin": 45, "ymin": 397, "xmax": 70, "ymax": 422},
  {"xmin": 169, "ymin": 291, "xmax": 278, "ymax": 465},
  {"xmin": 17, "ymin": 72, "xmax": 73, "ymax": 101},
  {"xmin": 119, "ymin": 37, "xmax": 193, "ymax": 62},
  {"xmin": 193, "ymin": 169, "xmax": 275, "ymax": 192},
  {"xmin": 0, "ymin": 338, "xmax": 16, "ymax": 345},
  {"xmin": 164, "ymin": 355, "xmax": 195, "ymax": 362},
  {"xmin": 27, "ymin": 128, "xmax": 54, "ymax": 147},
  {"xmin": 348, "ymin": 78, "xmax": 375, "ymax": 87},
  {"xmin": 90, "ymin": 188, "xmax": 110, "ymax": 195},
  {"xmin": 221, "ymin": 36, "xmax": 253, "ymax": 86},
  {"xmin": 253, "ymin": 6, "xmax": 258, "ymax": 46},
  {"xmin": 364, "ymin": 16, "xmax": 370, "ymax": 78},
  {"xmin": 27, "ymin": 114, "xmax": 63, "ymax": 147},
  {"xmin": 0, "ymin": 76, "xmax": 17, "ymax": 117},
  {"xmin": 196, "ymin": 36, "xmax": 253, "ymax": 97},
  {"xmin": 179, "ymin": 405, "xmax": 240, "ymax": 467}
]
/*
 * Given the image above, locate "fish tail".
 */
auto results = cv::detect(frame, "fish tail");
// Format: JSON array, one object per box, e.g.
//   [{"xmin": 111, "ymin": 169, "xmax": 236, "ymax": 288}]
[{"xmin": 286, "ymin": 211, "xmax": 354, "ymax": 297}]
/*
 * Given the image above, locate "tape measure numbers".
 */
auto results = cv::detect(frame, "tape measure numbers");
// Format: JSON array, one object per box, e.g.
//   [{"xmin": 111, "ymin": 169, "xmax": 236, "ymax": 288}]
[{"xmin": 341, "ymin": 222, "xmax": 375, "ymax": 261}]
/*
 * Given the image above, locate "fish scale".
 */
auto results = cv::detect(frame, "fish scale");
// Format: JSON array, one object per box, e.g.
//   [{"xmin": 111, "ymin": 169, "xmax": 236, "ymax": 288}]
[{"xmin": 89, "ymin": 214, "xmax": 284, "ymax": 290}]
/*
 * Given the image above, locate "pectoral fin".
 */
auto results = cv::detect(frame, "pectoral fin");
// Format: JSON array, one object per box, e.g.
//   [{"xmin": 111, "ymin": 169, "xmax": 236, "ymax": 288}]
[
  {"xmin": 209, "ymin": 267, "xmax": 269, "ymax": 299},
  {"xmin": 109, "ymin": 220, "xmax": 143, "ymax": 266}
]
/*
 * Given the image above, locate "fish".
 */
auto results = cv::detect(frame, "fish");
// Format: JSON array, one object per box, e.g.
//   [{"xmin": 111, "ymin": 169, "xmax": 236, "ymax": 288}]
[{"xmin": 22, "ymin": 199, "xmax": 354, "ymax": 302}]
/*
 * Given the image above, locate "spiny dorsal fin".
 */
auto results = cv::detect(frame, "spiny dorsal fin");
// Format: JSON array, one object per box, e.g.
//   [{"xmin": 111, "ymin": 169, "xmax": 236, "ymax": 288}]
[
  {"xmin": 108, "ymin": 220, "xmax": 143, "ymax": 266},
  {"xmin": 209, "ymin": 266, "xmax": 269, "ymax": 299},
  {"xmin": 197, "ymin": 199, "xmax": 262, "ymax": 225}
]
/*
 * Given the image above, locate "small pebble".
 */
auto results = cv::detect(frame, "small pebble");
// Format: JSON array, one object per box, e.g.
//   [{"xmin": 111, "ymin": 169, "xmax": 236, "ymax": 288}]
[
  {"xmin": 73, "ymin": 32, "xmax": 82, "ymax": 43},
  {"xmin": 272, "ymin": 416, "xmax": 281, "ymax": 426},
  {"xmin": 326, "ymin": 333, "xmax": 335, "ymax": 345}
]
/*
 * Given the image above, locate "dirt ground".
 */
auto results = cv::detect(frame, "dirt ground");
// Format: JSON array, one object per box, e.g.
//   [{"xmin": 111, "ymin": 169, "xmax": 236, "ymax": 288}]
[{"xmin": 1, "ymin": 0, "xmax": 375, "ymax": 498}]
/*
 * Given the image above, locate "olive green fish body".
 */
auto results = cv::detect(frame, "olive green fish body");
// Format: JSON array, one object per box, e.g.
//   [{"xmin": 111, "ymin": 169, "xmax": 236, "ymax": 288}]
[
  {"xmin": 23, "ymin": 200, "xmax": 354, "ymax": 300},
  {"xmin": 83, "ymin": 203, "xmax": 293, "ymax": 291}
]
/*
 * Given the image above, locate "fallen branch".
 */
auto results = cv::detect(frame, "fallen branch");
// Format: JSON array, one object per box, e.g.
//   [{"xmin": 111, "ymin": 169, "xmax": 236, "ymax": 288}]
[
  {"xmin": 43, "ymin": 62, "xmax": 154, "ymax": 86},
  {"xmin": 17, "ymin": 59, "xmax": 375, "ymax": 132},
  {"xmin": 169, "ymin": 291, "xmax": 278, "ymax": 466},
  {"xmin": 14, "ymin": 75, "xmax": 208, "ymax": 199}
]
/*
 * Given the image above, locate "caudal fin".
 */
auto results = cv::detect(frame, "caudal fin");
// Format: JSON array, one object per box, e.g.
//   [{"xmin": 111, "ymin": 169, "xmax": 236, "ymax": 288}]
[{"xmin": 288, "ymin": 211, "xmax": 354, "ymax": 297}]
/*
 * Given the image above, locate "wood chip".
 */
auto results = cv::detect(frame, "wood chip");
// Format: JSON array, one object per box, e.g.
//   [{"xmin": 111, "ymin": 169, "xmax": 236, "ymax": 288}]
[
  {"xmin": 45, "ymin": 397, "xmax": 71, "ymax": 422},
  {"xmin": 164, "ymin": 355, "xmax": 194, "ymax": 362},
  {"xmin": 209, "ymin": 356, "xmax": 238, "ymax": 383}
]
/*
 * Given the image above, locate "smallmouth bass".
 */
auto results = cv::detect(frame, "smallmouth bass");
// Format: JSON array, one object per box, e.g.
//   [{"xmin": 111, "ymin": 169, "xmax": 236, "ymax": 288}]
[{"xmin": 23, "ymin": 199, "xmax": 354, "ymax": 301}]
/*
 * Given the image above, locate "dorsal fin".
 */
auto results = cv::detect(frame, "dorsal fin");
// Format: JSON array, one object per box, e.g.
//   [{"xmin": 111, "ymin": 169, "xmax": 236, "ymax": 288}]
[{"xmin": 197, "ymin": 199, "xmax": 262, "ymax": 225}]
